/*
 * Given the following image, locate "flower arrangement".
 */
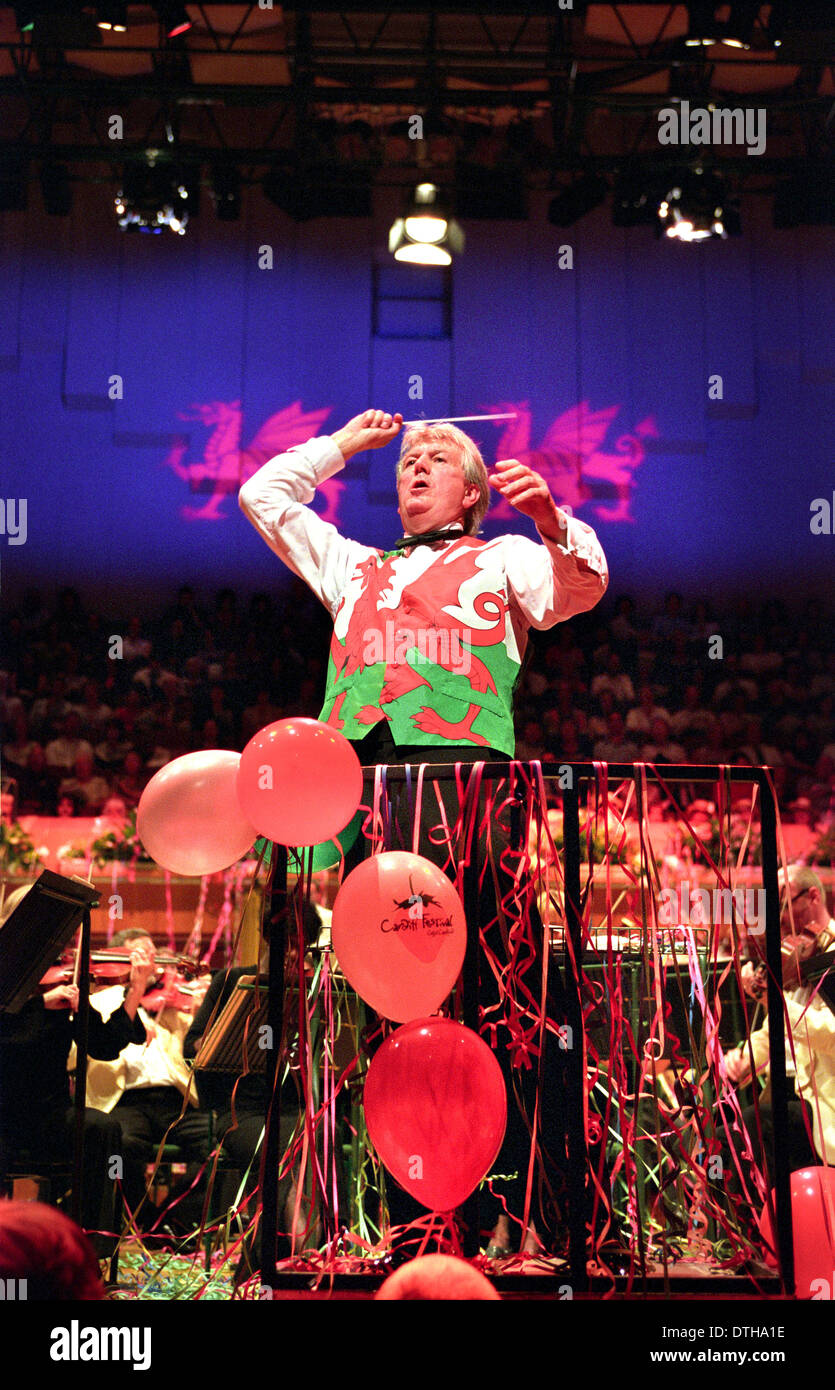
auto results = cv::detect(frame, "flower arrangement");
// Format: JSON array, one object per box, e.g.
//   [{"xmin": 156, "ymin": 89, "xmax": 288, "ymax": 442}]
[
  {"xmin": 58, "ymin": 809, "xmax": 153, "ymax": 869},
  {"xmin": 806, "ymin": 822, "xmax": 835, "ymax": 868},
  {"xmin": 0, "ymin": 819, "xmax": 44, "ymax": 876},
  {"xmin": 681, "ymin": 813, "xmax": 762, "ymax": 867}
]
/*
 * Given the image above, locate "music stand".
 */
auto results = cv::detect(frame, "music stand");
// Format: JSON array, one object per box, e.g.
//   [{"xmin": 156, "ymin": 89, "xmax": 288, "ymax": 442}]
[
  {"xmin": 193, "ymin": 975, "xmax": 270, "ymax": 1076},
  {"xmin": 0, "ymin": 869, "xmax": 100, "ymax": 1224}
]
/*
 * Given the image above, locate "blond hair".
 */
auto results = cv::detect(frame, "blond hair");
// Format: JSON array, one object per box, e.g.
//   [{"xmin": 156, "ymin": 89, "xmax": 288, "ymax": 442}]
[{"xmin": 396, "ymin": 424, "xmax": 490, "ymax": 536}]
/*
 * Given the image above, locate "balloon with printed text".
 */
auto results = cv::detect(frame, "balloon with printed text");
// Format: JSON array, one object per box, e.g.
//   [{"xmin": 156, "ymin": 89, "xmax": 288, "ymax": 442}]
[{"xmin": 331, "ymin": 850, "xmax": 466, "ymax": 1022}]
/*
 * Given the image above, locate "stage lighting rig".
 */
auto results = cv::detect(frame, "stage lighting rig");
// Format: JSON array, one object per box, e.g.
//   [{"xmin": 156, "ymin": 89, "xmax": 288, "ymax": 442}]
[
  {"xmin": 657, "ymin": 167, "xmax": 738, "ymax": 242},
  {"xmin": 159, "ymin": 3, "xmax": 192, "ymax": 39},
  {"xmin": 96, "ymin": 3, "xmax": 127, "ymax": 32},
  {"xmin": 114, "ymin": 157, "xmax": 195, "ymax": 235},
  {"xmin": 389, "ymin": 183, "xmax": 464, "ymax": 266},
  {"xmin": 684, "ymin": 1, "xmax": 761, "ymax": 50}
]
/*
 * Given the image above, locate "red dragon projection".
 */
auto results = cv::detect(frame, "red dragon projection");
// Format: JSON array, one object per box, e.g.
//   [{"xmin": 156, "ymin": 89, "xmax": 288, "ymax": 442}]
[
  {"xmin": 482, "ymin": 400, "xmax": 657, "ymax": 524},
  {"xmin": 165, "ymin": 397, "xmax": 655, "ymax": 527},
  {"xmin": 163, "ymin": 400, "xmax": 340, "ymax": 522}
]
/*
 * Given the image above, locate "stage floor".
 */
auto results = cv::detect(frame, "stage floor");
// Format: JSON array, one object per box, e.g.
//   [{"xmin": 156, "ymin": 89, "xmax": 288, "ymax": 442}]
[{"xmin": 104, "ymin": 1237, "xmax": 790, "ymax": 1301}]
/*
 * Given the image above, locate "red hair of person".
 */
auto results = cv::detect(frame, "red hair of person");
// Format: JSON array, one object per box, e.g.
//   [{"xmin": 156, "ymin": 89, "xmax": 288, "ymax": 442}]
[
  {"xmin": 0, "ymin": 1200, "xmax": 106, "ymax": 1300},
  {"xmin": 375, "ymin": 1254, "xmax": 501, "ymax": 1301}
]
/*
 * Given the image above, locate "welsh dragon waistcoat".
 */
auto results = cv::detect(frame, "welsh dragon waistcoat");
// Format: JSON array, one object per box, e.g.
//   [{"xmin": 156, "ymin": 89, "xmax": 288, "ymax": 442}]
[{"xmin": 317, "ymin": 536, "xmax": 523, "ymax": 756}]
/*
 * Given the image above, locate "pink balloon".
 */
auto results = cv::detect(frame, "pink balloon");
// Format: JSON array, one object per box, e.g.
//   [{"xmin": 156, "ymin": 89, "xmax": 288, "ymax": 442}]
[
  {"xmin": 760, "ymin": 1167, "xmax": 835, "ymax": 1296},
  {"xmin": 236, "ymin": 718, "xmax": 362, "ymax": 847},
  {"xmin": 364, "ymin": 1018, "xmax": 507, "ymax": 1211},
  {"xmin": 137, "ymin": 751, "xmax": 257, "ymax": 876},
  {"xmin": 332, "ymin": 851, "xmax": 466, "ymax": 1022}
]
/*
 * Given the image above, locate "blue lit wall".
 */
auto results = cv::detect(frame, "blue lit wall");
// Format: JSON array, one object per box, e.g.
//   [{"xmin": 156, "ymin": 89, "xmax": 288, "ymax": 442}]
[{"xmin": 1, "ymin": 185, "xmax": 833, "ymax": 615}]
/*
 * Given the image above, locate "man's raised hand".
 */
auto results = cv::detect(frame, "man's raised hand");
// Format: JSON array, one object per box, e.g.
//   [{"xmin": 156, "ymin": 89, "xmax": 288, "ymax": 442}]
[
  {"xmin": 332, "ymin": 409, "xmax": 403, "ymax": 461},
  {"xmin": 489, "ymin": 458, "xmax": 567, "ymax": 539}
]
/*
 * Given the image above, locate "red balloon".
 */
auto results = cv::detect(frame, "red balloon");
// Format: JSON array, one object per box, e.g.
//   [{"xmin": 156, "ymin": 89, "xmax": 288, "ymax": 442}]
[
  {"xmin": 760, "ymin": 1166, "xmax": 835, "ymax": 1296},
  {"xmin": 364, "ymin": 1018, "xmax": 507, "ymax": 1211},
  {"xmin": 331, "ymin": 852, "xmax": 466, "ymax": 1022},
  {"xmin": 236, "ymin": 718, "xmax": 362, "ymax": 847}
]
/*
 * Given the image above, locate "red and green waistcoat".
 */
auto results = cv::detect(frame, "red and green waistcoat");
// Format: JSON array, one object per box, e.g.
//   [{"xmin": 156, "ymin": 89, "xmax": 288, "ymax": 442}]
[{"xmin": 318, "ymin": 536, "xmax": 523, "ymax": 756}]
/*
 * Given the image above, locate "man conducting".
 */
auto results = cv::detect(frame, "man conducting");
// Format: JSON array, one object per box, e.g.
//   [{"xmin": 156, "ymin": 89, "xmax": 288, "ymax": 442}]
[
  {"xmin": 239, "ymin": 408, "xmax": 608, "ymax": 758},
  {"xmin": 238, "ymin": 408, "xmax": 609, "ymax": 1254}
]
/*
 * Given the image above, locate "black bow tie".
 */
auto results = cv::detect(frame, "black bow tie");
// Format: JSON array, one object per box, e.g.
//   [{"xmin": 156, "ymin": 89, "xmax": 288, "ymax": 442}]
[{"xmin": 393, "ymin": 527, "xmax": 464, "ymax": 552}]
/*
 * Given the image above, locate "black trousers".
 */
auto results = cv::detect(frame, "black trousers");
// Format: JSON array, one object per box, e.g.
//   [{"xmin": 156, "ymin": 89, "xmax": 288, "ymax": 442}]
[
  {"xmin": 350, "ymin": 728, "xmax": 571, "ymax": 1243},
  {"xmin": 112, "ymin": 1085, "xmax": 212, "ymax": 1216},
  {"xmin": 740, "ymin": 1086, "xmax": 818, "ymax": 1179},
  {"xmin": 721, "ymin": 1078, "xmax": 818, "ymax": 1204}
]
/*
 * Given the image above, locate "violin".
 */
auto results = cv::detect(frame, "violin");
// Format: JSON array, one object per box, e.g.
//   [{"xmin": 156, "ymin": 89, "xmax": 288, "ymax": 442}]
[
  {"xmin": 743, "ymin": 931, "xmax": 835, "ymax": 1006},
  {"xmin": 39, "ymin": 949, "xmax": 204, "ymax": 992},
  {"xmin": 140, "ymin": 970, "xmax": 212, "ymax": 1015}
]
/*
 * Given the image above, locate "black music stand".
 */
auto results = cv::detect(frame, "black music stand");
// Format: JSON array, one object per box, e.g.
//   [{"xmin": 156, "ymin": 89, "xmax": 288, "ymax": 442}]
[{"xmin": 0, "ymin": 869, "xmax": 100, "ymax": 1224}]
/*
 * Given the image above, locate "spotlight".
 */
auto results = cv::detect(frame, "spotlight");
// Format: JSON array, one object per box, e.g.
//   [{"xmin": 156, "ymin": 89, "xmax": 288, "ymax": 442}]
[
  {"xmin": 548, "ymin": 175, "xmax": 608, "ymax": 227},
  {"xmin": 723, "ymin": 2, "xmax": 760, "ymax": 49},
  {"xmin": 389, "ymin": 184, "xmax": 464, "ymax": 265},
  {"xmin": 685, "ymin": 1, "xmax": 721, "ymax": 47},
  {"xmin": 97, "ymin": 2, "xmax": 127, "ymax": 32},
  {"xmin": 210, "ymin": 162, "xmax": 241, "ymax": 222},
  {"xmin": 404, "ymin": 183, "xmax": 448, "ymax": 243},
  {"xmin": 13, "ymin": 3, "xmax": 37, "ymax": 30},
  {"xmin": 115, "ymin": 159, "xmax": 196, "ymax": 235},
  {"xmin": 39, "ymin": 161, "xmax": 72, "ymax": 216},
  {"xmin": 657, "ymin": 167, "xmax": 737, "ymax": 242},
  {"xmin": 160, "ymin": 3, "xmax": 192, "ymax": 39}
]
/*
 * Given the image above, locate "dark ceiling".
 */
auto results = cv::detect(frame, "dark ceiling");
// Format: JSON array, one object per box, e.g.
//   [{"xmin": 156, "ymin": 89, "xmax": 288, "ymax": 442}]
[{"xmin": 1, "ymin": 4, "xmax": 833, "ymax": 199}]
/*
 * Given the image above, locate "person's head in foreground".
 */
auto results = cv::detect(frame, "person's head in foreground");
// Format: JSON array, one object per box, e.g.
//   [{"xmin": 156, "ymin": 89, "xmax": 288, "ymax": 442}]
[
  {"xmin": 375, "ymin": 1253, "xmax": 501, "ymax": 1301},
  {"xmin": 0, "ymin": 1200, "xmax": 105, "ymax": 1300}
]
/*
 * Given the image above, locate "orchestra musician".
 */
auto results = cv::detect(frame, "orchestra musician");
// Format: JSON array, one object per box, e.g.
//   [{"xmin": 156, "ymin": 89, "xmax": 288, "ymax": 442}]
[
  {"xmin": 183, "ymin": 894, "xmax": 324, "ymax": 1273},
  {"xmin": 724, "ymin": 866, "xmax": 835, "ymax": 1176},
  {"xmin": 0, "ymin": 885, "xmax": 153, "ymax": 1253},
  {"xmin": 82, "ymin": 926, "xmax": 213, "ymax": 1230}
]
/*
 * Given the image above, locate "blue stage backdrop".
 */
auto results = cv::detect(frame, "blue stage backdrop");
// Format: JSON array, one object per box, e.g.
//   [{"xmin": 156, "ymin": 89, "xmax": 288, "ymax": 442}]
[{"xmin": 1, "ymin": 185, "xmax": 833, "ymax": 614}]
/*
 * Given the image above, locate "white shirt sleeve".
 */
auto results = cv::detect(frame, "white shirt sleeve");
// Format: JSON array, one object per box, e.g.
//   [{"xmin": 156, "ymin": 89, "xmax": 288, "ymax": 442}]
[
  {"xmin": 501, "ymin": 513, "xmax": 609, "ymax": 630},
  {"xmin": 238, "ymin": 437, "xmax": 376, "ymax": 616}
]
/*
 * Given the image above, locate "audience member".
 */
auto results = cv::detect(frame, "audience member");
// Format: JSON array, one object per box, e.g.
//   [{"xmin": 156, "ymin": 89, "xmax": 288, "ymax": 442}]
[
  {"xmin": 0, "ymin": 1201, "xmax": 106, "ymax": 1300},
  {"xmin": 0, "ymin": 583, "xmax": 830, "ymax": 833}
]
